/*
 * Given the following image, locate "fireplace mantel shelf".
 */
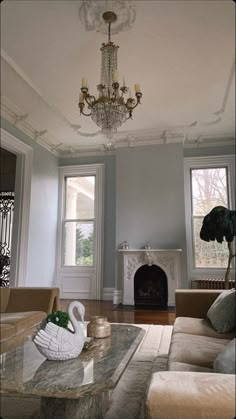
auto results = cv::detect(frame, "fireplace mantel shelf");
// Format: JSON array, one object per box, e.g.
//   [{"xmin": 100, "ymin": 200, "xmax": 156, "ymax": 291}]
[{"xmin": 118, "ymin": 249, "xmax": 182, "ymax": 252}]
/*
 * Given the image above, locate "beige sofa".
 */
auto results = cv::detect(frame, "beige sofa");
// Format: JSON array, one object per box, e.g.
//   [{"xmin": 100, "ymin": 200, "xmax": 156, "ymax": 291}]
[
  {"xmin": 145, "ymin": 290, "xmax": 236, "ymax": 419},
  {"xmin": 0, "ymin": 287, "xmax": 60, "ymax": 353}
]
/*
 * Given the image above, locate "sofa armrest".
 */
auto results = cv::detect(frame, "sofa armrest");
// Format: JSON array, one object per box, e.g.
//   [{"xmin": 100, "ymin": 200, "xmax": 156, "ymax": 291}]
[
  {"xmin": 6, "ymin": 288, "xmax": 60, "ymax": 315},
  {"xmin": 145, "ymin": 371, "xmax": 235, "ymax": 419},
  {"xmin": 175, "ymin": 289, "xmax": 222, "ymax": 318}
]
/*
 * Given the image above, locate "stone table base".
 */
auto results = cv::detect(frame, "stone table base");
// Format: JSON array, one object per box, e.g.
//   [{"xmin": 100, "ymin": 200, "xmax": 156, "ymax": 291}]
[{"xmin": 41, "ymin": 390, "xmax": 111, "ymax": 419}]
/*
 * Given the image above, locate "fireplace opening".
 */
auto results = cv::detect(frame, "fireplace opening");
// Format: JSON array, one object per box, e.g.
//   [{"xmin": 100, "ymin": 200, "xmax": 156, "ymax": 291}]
[{"xmin": 134, "ymin": 264, "xmax": 168, "ymax": 309}]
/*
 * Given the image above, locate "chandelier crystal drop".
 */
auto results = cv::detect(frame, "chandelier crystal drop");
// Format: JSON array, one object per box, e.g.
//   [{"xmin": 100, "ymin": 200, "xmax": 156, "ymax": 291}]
[{"xmin": 79, "ymin": 11, "xmax": 142, "ymax": 139}]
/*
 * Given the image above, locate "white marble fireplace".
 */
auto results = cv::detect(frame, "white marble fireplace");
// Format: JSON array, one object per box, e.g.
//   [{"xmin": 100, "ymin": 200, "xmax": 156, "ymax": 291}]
[{"xmin": 114, "ymin": 249, "xmax": 182, "ymax": 306}]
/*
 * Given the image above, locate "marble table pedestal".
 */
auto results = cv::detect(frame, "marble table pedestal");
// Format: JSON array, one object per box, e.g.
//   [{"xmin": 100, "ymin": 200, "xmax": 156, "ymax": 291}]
[{"xmin": 41, "ymin": 390, "xmax": 111, "ymax": 419}]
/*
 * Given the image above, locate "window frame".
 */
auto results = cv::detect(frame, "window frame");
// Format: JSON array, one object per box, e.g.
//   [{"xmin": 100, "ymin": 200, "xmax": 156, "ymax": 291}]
[
  {"xmin": 56, "ymin": 164, "xmax": 104, "ymax": 299},
  {"xmin": 63, "ymin": 175, "xmax": 95, "ymax": 267},
  {"xmin": 184, "ymin": 155, "xmax": 235, "ymax": 281}
]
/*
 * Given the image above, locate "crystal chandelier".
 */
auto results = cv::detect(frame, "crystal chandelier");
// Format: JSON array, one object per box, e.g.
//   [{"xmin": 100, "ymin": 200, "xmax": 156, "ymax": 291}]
[{"xmin": 79, "ymin": 11, "xmax": 142, "ymax": 139}]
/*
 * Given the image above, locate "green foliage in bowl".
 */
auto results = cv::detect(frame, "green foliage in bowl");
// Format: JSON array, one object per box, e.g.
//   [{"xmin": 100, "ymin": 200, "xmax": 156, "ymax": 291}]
[{"xmin": 46, "ymin": 310, "xmax": 70, "ymax": 329}]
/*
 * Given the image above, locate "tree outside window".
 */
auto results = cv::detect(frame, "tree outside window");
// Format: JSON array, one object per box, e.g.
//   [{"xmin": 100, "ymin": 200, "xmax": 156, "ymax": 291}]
[{"xmin": 191, "ymin": 167, "xmax": 229, "ymax": 268}]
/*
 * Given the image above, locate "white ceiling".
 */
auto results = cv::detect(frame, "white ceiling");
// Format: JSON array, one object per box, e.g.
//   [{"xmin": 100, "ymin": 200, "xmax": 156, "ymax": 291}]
[{"xmin": 1, "ymin": 0, "xmax": 235, "ymax": 156}]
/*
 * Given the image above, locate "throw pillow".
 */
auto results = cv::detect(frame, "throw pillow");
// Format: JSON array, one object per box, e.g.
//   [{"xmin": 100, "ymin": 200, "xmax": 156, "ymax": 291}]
[
  {"xmin": 207, "ymin": 289, "xmax": 236, "ymax": 333},
  {"xmin": 214, "ymin": 339, "xmax": 236, "ymax": 374}
]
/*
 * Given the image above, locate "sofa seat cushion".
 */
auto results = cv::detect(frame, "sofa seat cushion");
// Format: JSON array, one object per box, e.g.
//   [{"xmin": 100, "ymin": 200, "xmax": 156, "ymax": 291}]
[
  {"xmin": 1, "ymin": 311, "xmax": 46, "ymax": 334},
  {"xmin": 168, "ymin": 361, "xmax": 213, "ymax": 372},
  {"xmin": 168, "ymin": 332, "xmax": 230, "ymax": 368},
  {"xmin": 145, "ymin": 371, "xmax": 236, "ymax": 419},
  {"xmin": 214, "ymin": 339, "xmax": 236, "ymax": 374},
  {"xmin": 174, "ymin": 317, "xmax": 236, "ymax": 340},
  {"xmin": 0, "ymin": 323, "xmax": 16, "ymax": 342}
]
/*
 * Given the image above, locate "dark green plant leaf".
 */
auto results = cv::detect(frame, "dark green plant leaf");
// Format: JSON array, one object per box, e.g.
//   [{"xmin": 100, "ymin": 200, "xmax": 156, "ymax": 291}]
[
  {"xmin": 200, "ymin": 206, "xmax": 236, "ymax": 244},
  {"xmin": 46, "ymin": 310, "xmax": 70, "ymax": 329}
]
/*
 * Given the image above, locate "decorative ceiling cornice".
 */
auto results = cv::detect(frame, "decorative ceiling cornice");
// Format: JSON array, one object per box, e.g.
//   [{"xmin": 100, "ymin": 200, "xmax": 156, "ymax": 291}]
[
  {"xmin": 1, "ymin": 97, "xmax": 60, "ymax": 156},
  {"xmin": 1, "ymin": 95, "xmax": 235, "ymax": 158},
  {"xmin": 79, "ymin": 0, "xmax": 136, "ymax": 35},
  {"xmin": 1, "ymin": 48, "xmax": 235, "ymax": 157}
]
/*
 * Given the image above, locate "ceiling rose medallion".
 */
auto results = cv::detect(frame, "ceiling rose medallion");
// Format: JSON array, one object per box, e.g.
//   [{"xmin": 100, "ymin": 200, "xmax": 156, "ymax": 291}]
[
  {"xmin": 79, "ymin": 0, "xmax": 136, "ymax": 34},
  {"xmin": 78, "ymin": 6, "xmax": 142, "ymax": 140}
]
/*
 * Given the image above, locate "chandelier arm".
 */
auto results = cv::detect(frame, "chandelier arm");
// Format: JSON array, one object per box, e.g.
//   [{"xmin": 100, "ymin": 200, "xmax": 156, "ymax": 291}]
[
  {"xmin": 126, "ymin": 99, "xmax": 140, "ymax": 111},
  {"xmin": 80, "ymin": 109, "xmax": 92, "ymax": 117},
  {"xmin": 84, "ymin": 94, "xmax": 96, "ymax": 107},
  {"xmin": 126, "ymin": 112, "xmax": 133, "ymax": 120}
]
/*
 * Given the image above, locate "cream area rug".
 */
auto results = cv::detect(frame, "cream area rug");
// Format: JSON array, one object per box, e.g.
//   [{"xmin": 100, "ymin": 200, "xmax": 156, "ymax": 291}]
[{"xmin": 0, "ymin": 324, "xmax": 173, "ymax": 419}]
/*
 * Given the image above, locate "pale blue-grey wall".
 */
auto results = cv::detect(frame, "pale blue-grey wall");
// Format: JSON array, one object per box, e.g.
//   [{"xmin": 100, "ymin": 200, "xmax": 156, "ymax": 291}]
[
  {"xmin": 184, "ymin": 144, "xmax": 235, "ymax": 157},
  {"xmin": 116, "ymin": 143, "xmax": 188, "ymax": 287},
  {"xmin": 1, "ymin": 118, "xmax": 59, "ymax": 286},
  {"xmin": 59, "ymin": 155, "xmax": 116, "ymax": 289},
  {"xmin": 2, "ymin": 113, "xmax": 234, "ymax": 293}
]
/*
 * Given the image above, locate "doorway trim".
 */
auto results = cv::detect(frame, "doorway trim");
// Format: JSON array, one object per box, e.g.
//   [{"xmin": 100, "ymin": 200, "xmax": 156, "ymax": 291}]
[
  {"xmin": 1, "ymin": 128, "xmax": 33, "ymax": 286},
  {"xmin": 56, "ymin": 164, "xmax": 104, "ymax": 299}
]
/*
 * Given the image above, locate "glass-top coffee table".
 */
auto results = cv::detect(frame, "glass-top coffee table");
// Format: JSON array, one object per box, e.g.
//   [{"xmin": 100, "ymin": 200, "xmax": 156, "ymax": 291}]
[{"xmin": 0, "ymin": 324, "xmax": 145, "ymax": 419}]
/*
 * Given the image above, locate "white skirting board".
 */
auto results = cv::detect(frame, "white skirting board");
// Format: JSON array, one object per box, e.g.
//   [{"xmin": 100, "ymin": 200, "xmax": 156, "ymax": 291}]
[
  {"xmin": 60, "ymin": 288, "xmax": 115, "ymax": 301},
  {"xmin": 102, "ymin": 288, "xmax": 115, "ymax": 301}
]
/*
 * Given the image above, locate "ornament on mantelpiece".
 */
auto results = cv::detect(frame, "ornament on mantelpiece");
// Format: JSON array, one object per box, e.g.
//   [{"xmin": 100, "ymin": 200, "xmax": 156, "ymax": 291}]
[{"xmin": 120, "ymin": 241, "xmax": 129, "ymax": 249}]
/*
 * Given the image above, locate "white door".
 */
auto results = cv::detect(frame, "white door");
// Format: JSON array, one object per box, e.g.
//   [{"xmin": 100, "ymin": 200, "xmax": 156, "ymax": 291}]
[{"xmin": 57, "ymin": 164, "xmax": 104, "ymax": 299}]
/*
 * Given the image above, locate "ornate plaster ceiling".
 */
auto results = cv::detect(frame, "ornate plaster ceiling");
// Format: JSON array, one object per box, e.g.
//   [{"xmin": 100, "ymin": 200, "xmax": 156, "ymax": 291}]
[{"xmin": 1, "ymin": 0, "xmax": 235, "ymax": 156}]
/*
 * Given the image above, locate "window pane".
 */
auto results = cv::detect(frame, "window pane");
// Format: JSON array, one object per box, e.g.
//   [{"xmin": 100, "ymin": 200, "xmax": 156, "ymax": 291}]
[
  {"xmin": 191, "ymin": 168, "xmax": 228, "ymax": 216},
  {"xmin": 65, "ymin": 176, "xmax": 95, "ymax": 219},
  {"xmin": 64, "ymin": 222, "xmax": 94, "ymax": 266},
  {"xmin": 193, "ymin": 217, "xmax": 228, "ymax": 268}
]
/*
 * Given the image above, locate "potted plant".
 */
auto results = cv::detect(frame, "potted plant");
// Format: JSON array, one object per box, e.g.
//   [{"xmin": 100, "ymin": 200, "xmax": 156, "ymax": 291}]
[{"xmin": 200, "ymin": 206, "xmax": 236, "ymax": 289}]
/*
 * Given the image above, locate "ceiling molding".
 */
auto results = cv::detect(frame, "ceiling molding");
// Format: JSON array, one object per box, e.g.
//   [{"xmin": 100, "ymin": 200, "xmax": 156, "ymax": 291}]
[
  {"xmin": 1, "ymin": 50, "xmax": 78, "ymax": 131},
  {"xmin": 1, "ymin": 94, "xmax": 234, "ymax": 158},
  {"xmin": 1, "ymin": 97, "xmax": 60, "ymax": 156},
  {"xmin": 1, "ymin": 41, "xmax": 234, "ymax": 157},
  {"xmin": 213, "ymin": 58, "xmax": 235, "ymax": 116}
]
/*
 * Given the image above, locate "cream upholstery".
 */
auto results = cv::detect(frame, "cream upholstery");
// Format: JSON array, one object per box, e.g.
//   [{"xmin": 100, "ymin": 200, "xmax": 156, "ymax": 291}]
[
  {"xmin": 145, "ymin": 290, "xmax": 236, "ymax": 419},
  {"xmin": 173, "ymin": 316, "xmax": 236, "ymax": 340},
  {"xmin": 168, "ymin": 361, "xmax": 212, "ymax": 372},
  {"xmin": 168, "ymin": 332, "xmax": 231, "ymax": 368},
  {"xmin": 146, "ymin": 372, "xmax": 235, "ymax": 419},
  {"xmin": 0, "ymin": 287, "xmax": 60, "ymax": 352},
  {"xmin": 1, "ymin": 312, "xmax": 46, "ymax": 335}
]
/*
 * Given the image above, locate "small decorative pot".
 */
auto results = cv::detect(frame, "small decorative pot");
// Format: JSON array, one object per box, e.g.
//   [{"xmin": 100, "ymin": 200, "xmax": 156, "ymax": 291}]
[
  {"xmin": 120, "ymin": 241, "xmax": 129, "ymax": 249},
  {"xmin": 87, "ymin": 316, "xmax": 111, "ymax": 338}
]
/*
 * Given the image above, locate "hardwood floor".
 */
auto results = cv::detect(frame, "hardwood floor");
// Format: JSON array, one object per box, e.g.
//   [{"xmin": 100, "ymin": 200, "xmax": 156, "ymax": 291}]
[{"xmin": 60, "ymin": 300, "xmax": 175, "ymax": 325}]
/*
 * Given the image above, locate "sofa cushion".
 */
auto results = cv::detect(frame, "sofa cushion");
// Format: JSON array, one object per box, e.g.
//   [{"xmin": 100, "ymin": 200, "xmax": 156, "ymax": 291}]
[
  {"xmin": 146, "ymin": 371, "xmax": 236, "ymax": 419},
  {"xmin": 174, "ymin": 317, "xmax": 236, "ymax": 340},
  {"xmin": 0, "ymin": 287, "xmax": 10, "ymax": 313},
  {"xmin": 168, "ymin": 332, "xmax": 230, "ymax": 368},
  {"xmin": 0, "ymin": 323, "xmax": 16, "ymax": 342},
  {"xmin": 207, "ymin": 289, "xmax": 236, "ymax": 333},
  {"xmin": 168, "ymin": 361, "xmax": 213, "ymax": 373},
  {"xmin": 1, "ymin": 311, "xmax": 46, "ymax": 334},
  {"xmin": 214, "ymin": 339, "xmax": 236, "ymax": 374}
]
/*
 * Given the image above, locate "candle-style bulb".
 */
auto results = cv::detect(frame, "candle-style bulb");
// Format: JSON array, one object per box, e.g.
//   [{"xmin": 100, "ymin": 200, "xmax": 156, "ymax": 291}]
[
  {"xmin": 82, "ymin": 78, "xmax": 88, "ymax": 88},
  {"xmin": 135, "ymin": 83, "xmax": 141, "ymax": 93}
]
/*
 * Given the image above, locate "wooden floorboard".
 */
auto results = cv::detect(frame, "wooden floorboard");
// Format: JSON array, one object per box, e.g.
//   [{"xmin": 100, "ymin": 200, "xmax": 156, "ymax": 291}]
[{"xmin": 60, "ymin": 299, "xmax": 175, "ymax": 325}]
